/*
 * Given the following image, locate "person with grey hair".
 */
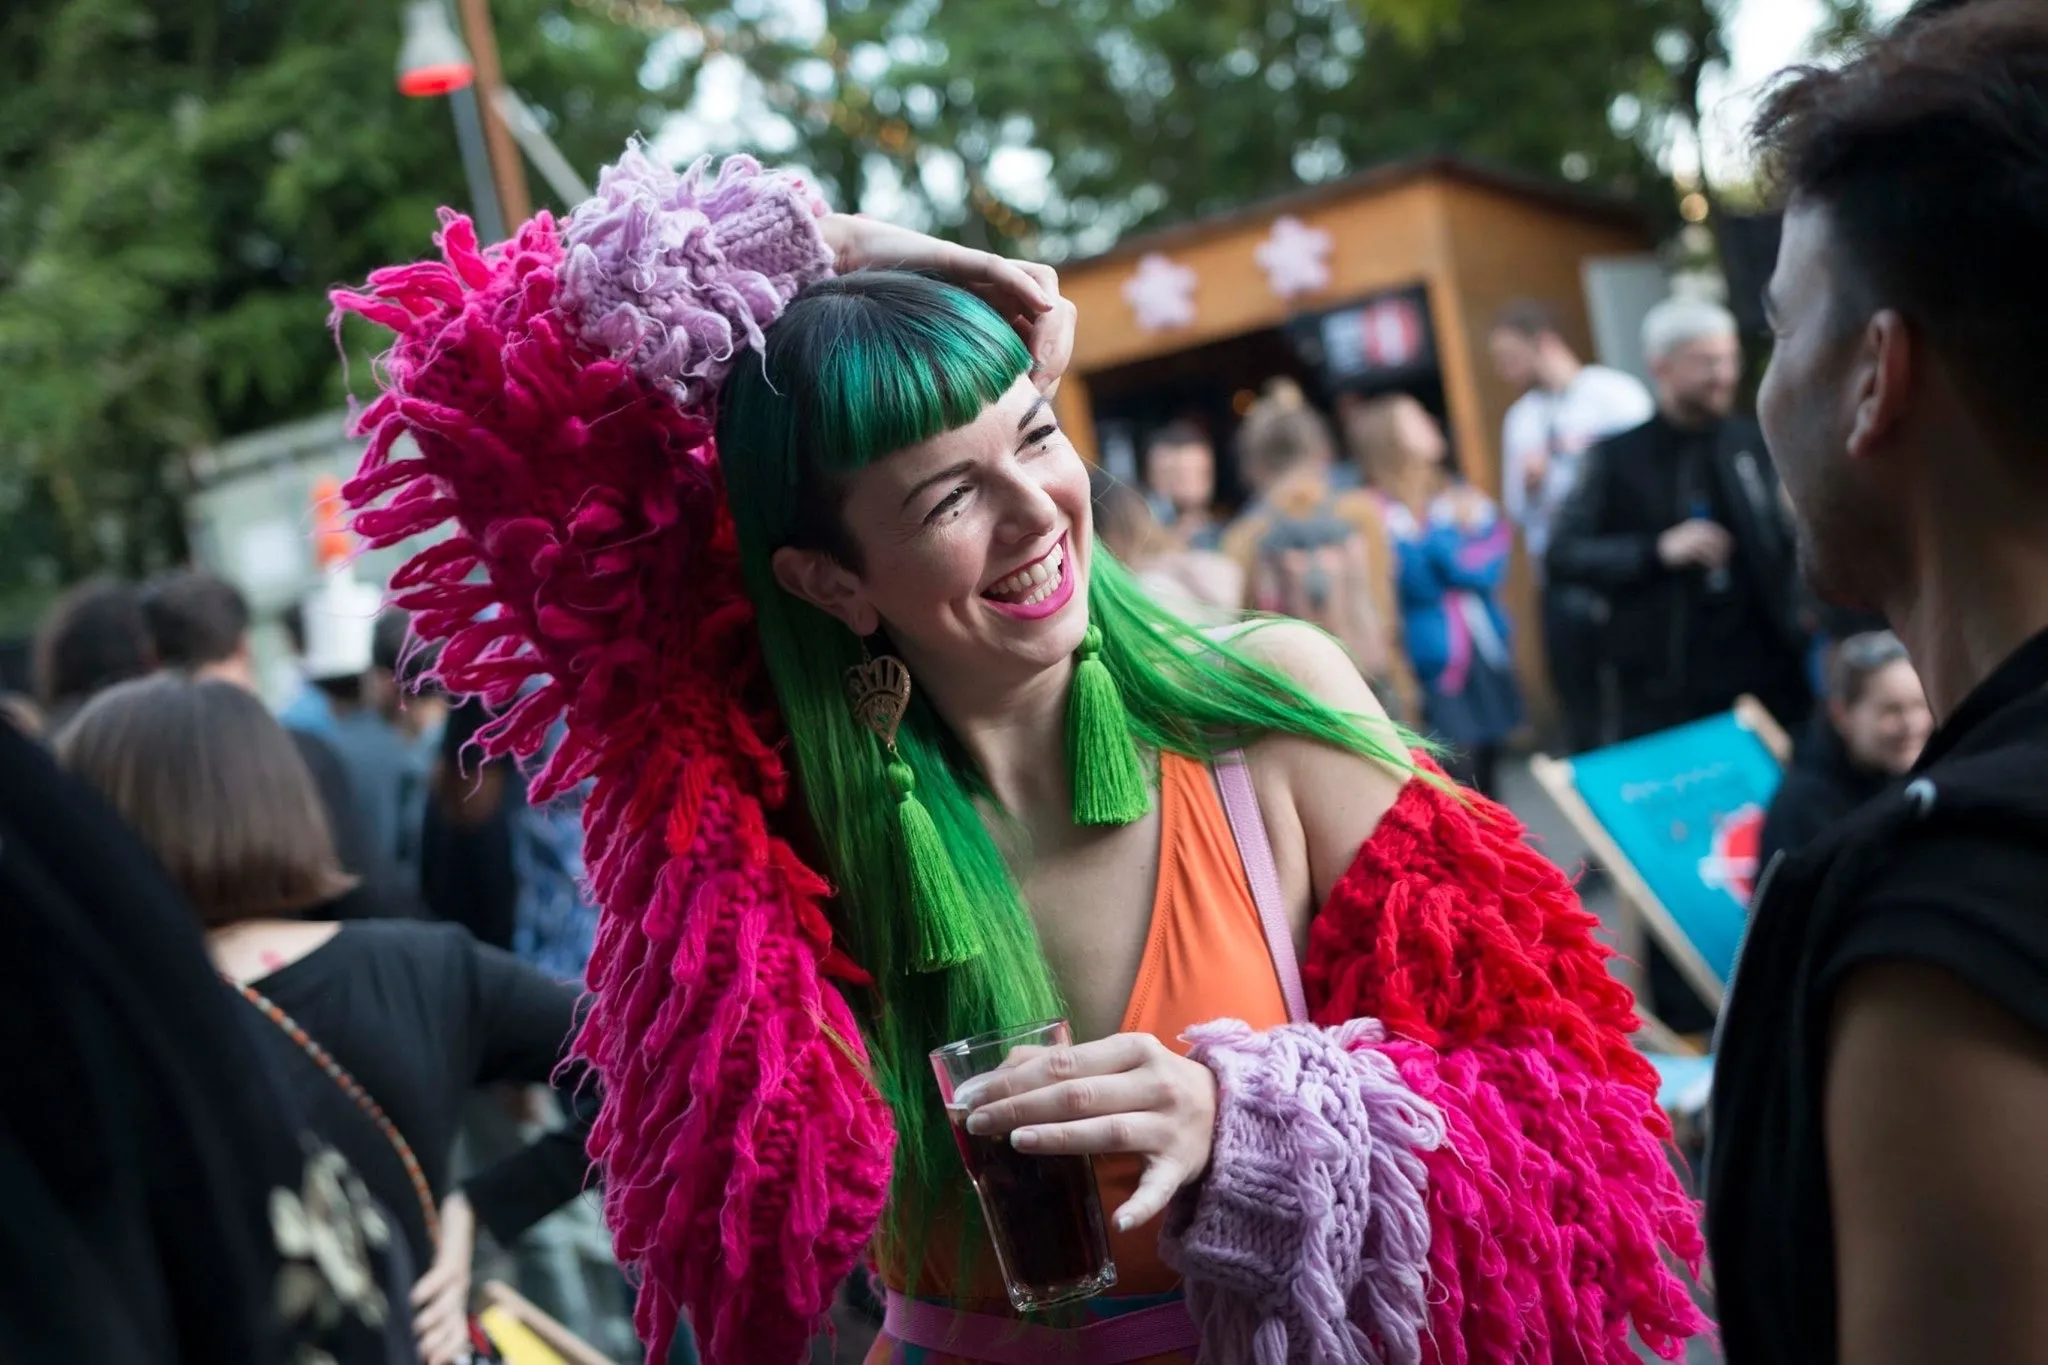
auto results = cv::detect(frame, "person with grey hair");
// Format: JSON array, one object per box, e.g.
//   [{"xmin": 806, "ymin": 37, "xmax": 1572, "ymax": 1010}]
[
  {"xmin": 1545, "ymin": 292, "xmax": 1811, "ymax": 1033},
  {"xmin": 1638, "ymin": 296, "xmax": 1740, "ymax": 389},
  {"xmin": 1547, "ymin": 294, "xmax": 1809, "ymax": 740}
]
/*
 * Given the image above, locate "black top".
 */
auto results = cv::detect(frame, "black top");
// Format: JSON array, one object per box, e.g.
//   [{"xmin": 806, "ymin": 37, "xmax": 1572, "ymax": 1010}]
[
  {"xmin": 1547, "ymin": 413, "xmax": 1811, "ymax": 735},
  {"xmin": 0, "ymin": 720, "xmax": 412, "ymax": 1365},
  {"xmin": 249, "ymin": 918, "xmax": 591, "ymax": 1271},
  {"xmin": 1708, "ymin": 627, "xmax": 2048, "ymax": 1365},
  {"xmin": 1757, "ymin": 713, "xmax": 1893, "ymax": 868},
  {"xmin": 290, "ymin": 728, "xmax": 431, "ymax": 921},
  {"xmin": 419, "ymin": 697, "xmax": 521, "ymax": 950}
]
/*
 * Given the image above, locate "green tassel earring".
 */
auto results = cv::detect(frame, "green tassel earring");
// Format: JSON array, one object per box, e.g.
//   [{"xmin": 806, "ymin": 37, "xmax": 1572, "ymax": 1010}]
[
  {"xmin": 847, "ymin": 650, "xmax": 983, "ymax": 972},
  {"xmin": 1066, "ymin": 624, "xmax": 1151, "ymax": 826}
]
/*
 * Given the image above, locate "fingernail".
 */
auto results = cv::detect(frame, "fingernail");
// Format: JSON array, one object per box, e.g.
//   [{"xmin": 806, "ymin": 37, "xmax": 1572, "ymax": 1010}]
[
  {"xmin": 1114, "ymin": 1211, "xmax": 1134, "ymax": 1232},
  {"xmin": 965, "ymin": 1111, "xmax": 992, "ymax": 1136},
  {"xmin": 1011, "ymin": 1128, "xmax": 1039, "ymax": 1151}
]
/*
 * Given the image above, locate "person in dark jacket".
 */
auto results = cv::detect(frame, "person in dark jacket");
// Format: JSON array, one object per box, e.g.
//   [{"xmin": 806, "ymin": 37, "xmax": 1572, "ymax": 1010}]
[
  {"xmin": 1548, "ymin": 298, "xmax": 1815, "ymax": 1033},
  {"xmin": 1759, "ymin": 630, "xmax": 1931, "ymax": 867},
  {"xmin": 1547, "ymin": 298, "xmax": 1813, "ymax": 742}
]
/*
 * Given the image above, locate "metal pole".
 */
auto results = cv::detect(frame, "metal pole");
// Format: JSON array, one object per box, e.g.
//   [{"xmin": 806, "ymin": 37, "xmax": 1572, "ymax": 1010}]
[
  {"xmin": 457, "ymin": 0, "xmax": 533, "ymax": 227},
  {"xmin": 446, "ymin": 81, "xmax": 507, "ymax": 243},
  {"xmin": 492, "ymin": 88, "xmax": 592, "ymax": 207}
]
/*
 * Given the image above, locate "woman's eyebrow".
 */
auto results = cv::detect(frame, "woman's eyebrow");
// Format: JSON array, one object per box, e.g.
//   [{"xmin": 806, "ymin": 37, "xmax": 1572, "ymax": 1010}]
[{"xmin": 1015, "ymin": 394, "xmax": 1049, "ymax": 436}]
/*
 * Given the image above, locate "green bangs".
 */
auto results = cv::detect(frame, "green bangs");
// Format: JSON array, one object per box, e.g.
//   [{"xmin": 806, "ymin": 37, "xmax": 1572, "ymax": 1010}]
[{"xmin": 717, "ymin": 272, "xmax": 1031, "ymax": 552}]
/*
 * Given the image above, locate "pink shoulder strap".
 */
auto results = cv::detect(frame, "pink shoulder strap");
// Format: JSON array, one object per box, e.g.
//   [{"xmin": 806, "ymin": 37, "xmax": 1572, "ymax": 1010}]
[{"xmin": 1215, "ymin": 752, "xmax": 1310, "ymax": 1025}]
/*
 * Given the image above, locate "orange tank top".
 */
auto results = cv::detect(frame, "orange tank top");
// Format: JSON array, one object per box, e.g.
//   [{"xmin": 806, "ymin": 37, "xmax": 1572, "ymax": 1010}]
[{"xmin": 874, "ymin": 750, "xmax": 1297, "ymax": 1320}]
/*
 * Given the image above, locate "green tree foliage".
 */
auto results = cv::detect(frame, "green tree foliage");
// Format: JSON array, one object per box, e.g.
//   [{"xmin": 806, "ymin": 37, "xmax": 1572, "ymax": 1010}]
[
  {"xmin": 3, "ymin": 0, "xmax": 1774, "ymax": 623},
  {"xmin": 0, "ymin": 0, "xmax": 669, "ymax": 620},
  {"xmin": 689, "ymin": 0, "xmax": 1719, "ymax": 258}
]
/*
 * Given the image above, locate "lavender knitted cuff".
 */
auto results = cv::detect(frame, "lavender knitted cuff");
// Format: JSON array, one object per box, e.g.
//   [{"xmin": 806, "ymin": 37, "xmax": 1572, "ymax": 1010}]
[
  {"xmin": 557, "ymin": 143, "xmax": 835, "ymax": 405},
  {"xmin": 1161, "ymin": 1019, "xmax": 1445, "ymax": 1365}
]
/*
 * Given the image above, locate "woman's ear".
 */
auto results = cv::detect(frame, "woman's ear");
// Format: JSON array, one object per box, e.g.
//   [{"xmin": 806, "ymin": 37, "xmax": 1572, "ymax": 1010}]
[{"xmin": 772, "ymin": 546, "xmax": 880, "ymax": 636}]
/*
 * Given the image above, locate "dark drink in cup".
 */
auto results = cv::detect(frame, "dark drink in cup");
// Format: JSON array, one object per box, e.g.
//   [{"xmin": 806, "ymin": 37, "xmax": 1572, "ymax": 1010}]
[
  {"xmin": 932, "ymin": 1020, "xmax": 1117, "ymax": 1311},
  {"xmin": 946, "ymin": 1104, "xmax": 1115, "ymax": 1305}
]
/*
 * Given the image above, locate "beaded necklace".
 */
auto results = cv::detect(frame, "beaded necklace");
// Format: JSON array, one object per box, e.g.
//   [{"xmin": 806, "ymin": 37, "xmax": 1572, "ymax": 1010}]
[{"xmin": 230, "ymin": 978, "xmax": 441, "ymax": 1248}]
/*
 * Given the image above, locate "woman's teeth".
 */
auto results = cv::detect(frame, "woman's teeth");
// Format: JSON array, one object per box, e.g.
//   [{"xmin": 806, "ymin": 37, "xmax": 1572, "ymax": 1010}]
[{"xmin": 985, "ymin": 542, "xmax": 1065, "ymax": 606}]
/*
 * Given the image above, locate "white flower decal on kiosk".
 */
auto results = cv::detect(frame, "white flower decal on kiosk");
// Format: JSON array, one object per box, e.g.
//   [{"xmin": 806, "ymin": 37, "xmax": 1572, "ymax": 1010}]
[
  {"xmin": 1255, "ymin": 215, "xmax": 1333, "ymax": 300},
  {"xmin": 1121, "ymin": 252, "xmax": 1198, "ymax": 333}
]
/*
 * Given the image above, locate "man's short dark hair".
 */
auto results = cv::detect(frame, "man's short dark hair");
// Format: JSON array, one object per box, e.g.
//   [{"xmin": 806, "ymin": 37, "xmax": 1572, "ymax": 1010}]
[
  {"xmin": 1145, "ymin": 419, "xmax": 1210, "ymax": 456},
  {"xmin": 1897, "ymin": 0, "xmax": 1976, "ymax": 34},
  {"xmin": 1753, "ymin": 0, "xmax": 2048, "ymax": 463},
  {"xmin": 371, "ymin": 608, "xmax": 408, "ymax": 676},
  {"xmin": 141, "ymin": 570, "xmax": 251, "ymax": 671},
  {"xmin": 278, "ymin": 600, "xmax": 306, "ymax": 656},
  {"xmin": 370, "ymin": 607, "xmax": 438, "ymax": 691},
  {"xmin": 32, "ymin": 576, "xmax": 155, "ymax": 712},
  {"xmin": 1491, "ymin": 299, "xmax": 1564, "ymax": 341}
]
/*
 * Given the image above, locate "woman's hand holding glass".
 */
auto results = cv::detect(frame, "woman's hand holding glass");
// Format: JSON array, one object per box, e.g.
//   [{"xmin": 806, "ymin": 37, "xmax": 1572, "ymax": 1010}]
[
  {"xmin": 819, "ymin": 215, "xmax": 1076, "ymax": 399},
  {"xmin": 957, "ymin": 1032, "xmax": 1219, "ymax": 1233}
]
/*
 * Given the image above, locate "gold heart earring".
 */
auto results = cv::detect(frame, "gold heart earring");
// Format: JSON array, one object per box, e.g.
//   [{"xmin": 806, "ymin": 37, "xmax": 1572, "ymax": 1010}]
[{"xmin": 844, "ymin": 641, "xmax": 981, "ymax": 971}]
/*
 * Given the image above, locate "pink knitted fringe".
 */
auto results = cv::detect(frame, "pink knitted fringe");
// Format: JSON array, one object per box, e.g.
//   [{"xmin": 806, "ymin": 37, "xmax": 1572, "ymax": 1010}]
[
  {"xmin": 1384, "ymin": 1035, "xmax": 1709, "ymax": 1365},
  {"xmin": 330, "ymin": 205, "xmax": 889, "ymax": 1364}
]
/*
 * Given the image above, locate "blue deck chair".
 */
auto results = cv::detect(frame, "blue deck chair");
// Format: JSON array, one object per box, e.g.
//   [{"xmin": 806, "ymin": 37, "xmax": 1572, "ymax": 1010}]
[{"xmin": 1531, "ymin": 697, "xmax": 1792, "ymax": 1126}]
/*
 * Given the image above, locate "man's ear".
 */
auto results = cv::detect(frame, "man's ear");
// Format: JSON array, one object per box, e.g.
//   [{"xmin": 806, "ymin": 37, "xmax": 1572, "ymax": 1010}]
[
  {"xmin": 772, "ymin": 546, "xmax": 880, "ymax": 637},
  {"xmin": 1846, "ymin": 308, "xmax": 1913, "ymax": 464}
]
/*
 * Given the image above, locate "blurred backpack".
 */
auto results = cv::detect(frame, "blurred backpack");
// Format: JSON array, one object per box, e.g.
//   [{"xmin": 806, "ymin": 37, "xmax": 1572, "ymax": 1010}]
[
  {"xmin": 1250, "ymin": 490, "xmax": 1394, "ymax": 680},
  {"xmin": 509, "ymin": 761, "xmax": 596, "ymax": 983}
]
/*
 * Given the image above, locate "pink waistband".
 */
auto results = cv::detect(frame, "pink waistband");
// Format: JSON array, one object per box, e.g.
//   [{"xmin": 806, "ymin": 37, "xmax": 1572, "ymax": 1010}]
[{"xmin": 881, "ymin": 1290, "xmax": 1198, "ymax": 1364}]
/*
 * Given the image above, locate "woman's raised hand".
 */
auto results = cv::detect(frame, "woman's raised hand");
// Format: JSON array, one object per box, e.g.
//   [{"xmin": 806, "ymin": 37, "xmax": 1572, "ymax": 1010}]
[
  {"xmin": 819, "ymin": 215, "xmax": 1077, "ymax": 398},
  {"xmin": 956, "ymin": 1032, "xmax": 1219, "ymax": 1233}
]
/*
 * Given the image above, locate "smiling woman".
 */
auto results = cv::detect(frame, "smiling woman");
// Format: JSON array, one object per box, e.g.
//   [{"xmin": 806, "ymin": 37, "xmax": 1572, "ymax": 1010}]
[
  {"xmin": 714, "ymin": 271, "xmax": 1431, "ymax": 1266},
  {"xmin": 335, "ymin": 145, "xmax": 1707, "ymax": 1365}
]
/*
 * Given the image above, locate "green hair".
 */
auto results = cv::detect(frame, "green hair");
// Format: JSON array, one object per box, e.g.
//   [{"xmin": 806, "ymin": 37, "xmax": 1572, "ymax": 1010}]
[{"xmin": 716, "ymin": 271, "xmax": 1420, "ymax": 1279}]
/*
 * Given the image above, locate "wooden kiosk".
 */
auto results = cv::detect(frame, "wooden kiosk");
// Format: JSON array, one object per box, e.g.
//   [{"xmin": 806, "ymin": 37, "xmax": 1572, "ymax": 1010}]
[{"xmin": 1050, "ymin": 157, "xmax": 1654, "ymax": 702}]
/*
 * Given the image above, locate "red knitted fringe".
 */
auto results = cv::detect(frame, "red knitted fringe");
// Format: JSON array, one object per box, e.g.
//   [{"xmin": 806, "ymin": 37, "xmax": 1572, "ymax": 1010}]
[{"xmin": 1305, "ymin": 761, "xmax": 1707, "ymax": 1359}]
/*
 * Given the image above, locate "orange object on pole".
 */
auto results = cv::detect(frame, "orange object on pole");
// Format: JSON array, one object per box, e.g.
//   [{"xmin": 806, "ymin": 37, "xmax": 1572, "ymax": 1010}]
[
  {"xmin": 312, "ymin": 475, "xmax": 354, "ymax": 568},
  {"xmin": 456, "ymin": 0, "xmax": 532, "ymax": 227}
]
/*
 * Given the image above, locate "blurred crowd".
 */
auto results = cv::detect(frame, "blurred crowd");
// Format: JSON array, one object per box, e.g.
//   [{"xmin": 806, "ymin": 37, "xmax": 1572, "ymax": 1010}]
[
  {"xmin": 8, "ymin": 567, "xmax": 651, "ymax": 1363},
  {"xmin": 1087, "ymin": 292, "xmax": 1930, "ymax": 808},
  {"xmin": 9, "ymin": 284, "xmax": 1940, "ymax": 1070}
]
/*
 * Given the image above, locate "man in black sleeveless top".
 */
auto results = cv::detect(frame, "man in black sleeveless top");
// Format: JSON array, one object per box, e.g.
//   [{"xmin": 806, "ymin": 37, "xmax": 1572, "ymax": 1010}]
[{"xmin": 1707, "ymin": 4, "xmax": 2048, "ymax": 1362}]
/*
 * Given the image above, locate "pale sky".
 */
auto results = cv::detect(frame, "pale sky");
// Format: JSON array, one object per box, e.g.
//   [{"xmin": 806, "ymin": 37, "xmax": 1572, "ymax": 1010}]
[
  {"xmin": 1688, "ymin": 0, "xmax": 1916, "ymax": 183},
  {"xmin": 652, "ymin": 0, "xmax": 1922, "ymax": 216}
]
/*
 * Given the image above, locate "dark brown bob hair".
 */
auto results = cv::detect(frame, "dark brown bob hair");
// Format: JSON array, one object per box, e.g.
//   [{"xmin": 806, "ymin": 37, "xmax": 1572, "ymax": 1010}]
[{"xmin": 55, "ymin": 674, "xmax": 355, "ymax": 926}]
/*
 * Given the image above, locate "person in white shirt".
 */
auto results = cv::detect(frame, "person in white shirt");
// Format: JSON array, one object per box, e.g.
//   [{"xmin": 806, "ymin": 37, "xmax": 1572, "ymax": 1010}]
[{"xmin": 1488, "ymin": 300, "xmax": 1655, "ymax": 751}]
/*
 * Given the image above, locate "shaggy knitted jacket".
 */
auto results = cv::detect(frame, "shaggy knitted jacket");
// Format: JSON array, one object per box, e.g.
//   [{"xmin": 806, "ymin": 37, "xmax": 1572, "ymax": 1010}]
[{"xmin": 333, "ymin": 147, "xmax": 1706, "ymax": 1365}]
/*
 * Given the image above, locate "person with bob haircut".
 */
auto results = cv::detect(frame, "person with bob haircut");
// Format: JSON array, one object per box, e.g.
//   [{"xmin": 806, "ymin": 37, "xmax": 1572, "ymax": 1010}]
[
  {"xmin": 57, "ymin": 675, "xmax": 596, "ymax": 1365},
  {"xmin": 331, "ymin": 148, "xmax": 1706, "ymax": 1363}
]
